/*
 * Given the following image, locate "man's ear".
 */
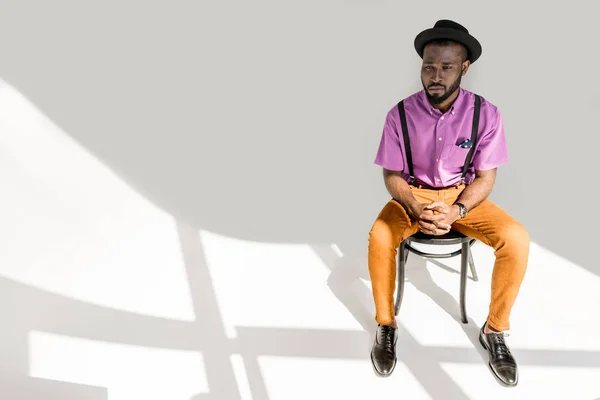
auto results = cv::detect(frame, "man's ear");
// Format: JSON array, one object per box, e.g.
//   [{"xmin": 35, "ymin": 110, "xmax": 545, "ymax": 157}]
[{"xmin": 461, "ymin": 60, "xmax": 471, "ymax": 76}]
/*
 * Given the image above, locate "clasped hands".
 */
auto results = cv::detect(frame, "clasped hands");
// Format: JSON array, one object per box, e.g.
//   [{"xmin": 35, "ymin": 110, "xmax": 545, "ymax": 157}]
[{"xmin": 411, "ymin": 201, "xmax": 460, "ymax": 236}]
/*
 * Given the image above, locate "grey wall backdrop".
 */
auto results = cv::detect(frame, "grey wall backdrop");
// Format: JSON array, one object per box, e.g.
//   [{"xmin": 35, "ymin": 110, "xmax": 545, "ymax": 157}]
[{"xmin": 0, "ymin": 0, "xmax": 597, "ymax": 277}]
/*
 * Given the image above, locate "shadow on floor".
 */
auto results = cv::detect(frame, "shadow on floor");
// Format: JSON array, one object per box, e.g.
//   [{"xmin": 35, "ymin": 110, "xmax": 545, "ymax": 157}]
[{"xmin": 321, "ymin": 244, "xmax": 600, "ymax": 398}]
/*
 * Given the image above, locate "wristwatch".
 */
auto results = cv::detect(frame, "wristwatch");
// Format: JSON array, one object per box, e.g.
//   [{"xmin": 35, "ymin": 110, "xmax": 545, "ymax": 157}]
[{"xmin": 455, "ymin": 202, "xmax": 468, "ymax": 219}]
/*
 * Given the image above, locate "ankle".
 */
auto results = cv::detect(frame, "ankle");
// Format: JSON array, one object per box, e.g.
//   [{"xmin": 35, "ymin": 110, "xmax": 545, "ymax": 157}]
[
  {"xmin": 384, "ymin": 320, "xmax": 398, "ymax": 329},
  {"xmin": 484, "ymin": 323, "xmax": 501, "ymax": 334}
]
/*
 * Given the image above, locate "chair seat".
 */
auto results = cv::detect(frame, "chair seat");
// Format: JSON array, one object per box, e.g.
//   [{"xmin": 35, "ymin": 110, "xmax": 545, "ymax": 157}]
[{"xmin": 408, "ymin": 229, "xmax": 472, "ymax": 245}]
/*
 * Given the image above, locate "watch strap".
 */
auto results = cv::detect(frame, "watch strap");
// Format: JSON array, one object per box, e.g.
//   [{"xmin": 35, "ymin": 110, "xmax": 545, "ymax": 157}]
[{"xmin": 455, "ymin": 202, "xmax": 467, "ymax": 218}]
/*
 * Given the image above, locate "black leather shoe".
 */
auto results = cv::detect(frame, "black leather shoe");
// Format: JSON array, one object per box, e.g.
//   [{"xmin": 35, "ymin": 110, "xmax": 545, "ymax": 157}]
[
  {"xmin": 371, "ymin": 324, "xmax": 398, "ymax": 377},
  {"xmin": 479, "ymin": 323, "xmax": 518, "ymax": 386}
]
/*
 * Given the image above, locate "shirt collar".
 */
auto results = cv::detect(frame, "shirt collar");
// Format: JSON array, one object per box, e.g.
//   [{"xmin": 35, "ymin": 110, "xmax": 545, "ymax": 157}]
[{"xmin": 420, "ymin": 87, "xmax": 469, "ymax": 116}]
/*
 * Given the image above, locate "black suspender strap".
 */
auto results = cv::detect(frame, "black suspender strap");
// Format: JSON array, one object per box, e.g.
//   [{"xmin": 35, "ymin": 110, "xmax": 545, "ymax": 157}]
[
  {"xmin": 397, "ymin": 100, "xmax": 415, "ymax": 182},
  {"xmin": 461, "ymin": 94, "xmax": 481, "ymax": 183}
]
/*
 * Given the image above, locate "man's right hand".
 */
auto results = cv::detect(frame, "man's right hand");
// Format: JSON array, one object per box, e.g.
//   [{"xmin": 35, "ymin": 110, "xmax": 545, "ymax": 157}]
[{"xmin": 409, "ymin": 203, "xmax": 451, "ymax": 236}]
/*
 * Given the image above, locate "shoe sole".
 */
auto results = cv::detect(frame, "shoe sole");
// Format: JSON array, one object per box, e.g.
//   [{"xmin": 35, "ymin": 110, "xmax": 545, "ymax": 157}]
[
  {"xmin": 479, "ymin": 333, "xmax": 518, "ymax": 387},
  {"xmin": 370, "ymin": 351, "xmax": 396, "ymax": 378}
]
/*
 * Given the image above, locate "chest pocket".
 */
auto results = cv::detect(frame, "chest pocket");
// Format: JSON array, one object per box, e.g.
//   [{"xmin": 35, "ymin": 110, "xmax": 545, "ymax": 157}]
[{"xmin": 449, "ymin": 142, "xmax": 474, "ymax": 174}]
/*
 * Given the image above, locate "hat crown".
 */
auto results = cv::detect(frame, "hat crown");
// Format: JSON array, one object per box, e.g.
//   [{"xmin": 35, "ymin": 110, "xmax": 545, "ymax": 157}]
[
  {"xmin": 414, "ymin": 19, "xmax": 482, "ymax": 63},
  {"xmin": 433, "ymin": 19, "xmax": 469, "ymax": 34}
]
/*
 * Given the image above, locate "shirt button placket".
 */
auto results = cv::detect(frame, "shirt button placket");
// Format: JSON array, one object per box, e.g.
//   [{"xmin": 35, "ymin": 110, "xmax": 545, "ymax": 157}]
[{"xmin": 436, "ymin": 116, "xmax": 445, "ymax": 184}]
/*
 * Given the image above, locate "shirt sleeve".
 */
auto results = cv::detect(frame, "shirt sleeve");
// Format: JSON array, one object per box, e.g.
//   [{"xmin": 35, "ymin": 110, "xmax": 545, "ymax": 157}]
[
  {"xmin": 472, "ymin": 108, "xmax": 509, "ymax": 171},
  {"xmin": 374, "ymin": 109, "xmax": 404, "ymax": 171}
]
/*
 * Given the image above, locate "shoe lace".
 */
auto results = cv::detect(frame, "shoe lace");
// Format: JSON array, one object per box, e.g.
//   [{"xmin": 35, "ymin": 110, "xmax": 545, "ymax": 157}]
[
  {"xmin": 489, "ymin": 332, "xmax": 510, "ymax": 356},
  {"xmin": 380, "ymin": 326, "xmax": 395, "ymax": 348}
]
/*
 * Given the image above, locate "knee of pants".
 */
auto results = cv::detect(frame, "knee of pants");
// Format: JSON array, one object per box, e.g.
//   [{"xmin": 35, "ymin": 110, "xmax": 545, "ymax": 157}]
[
  {"xmin": 496, "ymin": 221, "xmax": 530, "ymax": 251},
  {"xmin": 368, "ymin": 219, "xmax": 397, "ymax": 250}
]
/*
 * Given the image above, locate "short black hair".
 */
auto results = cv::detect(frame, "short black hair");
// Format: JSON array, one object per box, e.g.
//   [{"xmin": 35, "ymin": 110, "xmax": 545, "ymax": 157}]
[{"xmin": 424, "ymin": 39, "xmax": 469, "ymax": 63}]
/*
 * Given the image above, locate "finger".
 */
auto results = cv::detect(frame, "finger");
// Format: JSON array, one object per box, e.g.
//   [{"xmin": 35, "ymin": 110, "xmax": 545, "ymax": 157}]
[
  {"xmin": 427, "ymin": 208, "xmax": 447, "ymax": 216},
  {"xmin": 422, "ymin": 227, "xmax": 439, "ymax": 235},
  {"xmin": 432, "ymin": 216, "xmax": 452, "ymax": 226},
  {"xmin": 426, "ymin": 228, "xmax": 441, "ymax": 235},
  {"xmin": 434, "ymin": 227, "xmax": 451, "ymax": 235},
  {"xmin": 422, "ymin": 213, "xmax": 447, "ymax": 222},
  {"xmin": 435, "ymin": 222, "xmax": 452, "ymax": 230},
  {"xmin": 429, "ymin": 221, "xmax": 451, "ymax": 233},
  {"xmin": 419, "ymin": 211, "xmax": 434, "ymax": 220},
  {"xmin": 419, "ymin": 220, "xmax": 436, "ymax": 232},
  {"xmin": 419, "ymin": 214, "xmax": 435, "ymax": 223},
  {"xmin": 425, "ymin": 202, "xmax": 445, "ymax": 209},
  {"xmin": 429, "ymin": 204, "xmax": 449, "ymax": 213}
]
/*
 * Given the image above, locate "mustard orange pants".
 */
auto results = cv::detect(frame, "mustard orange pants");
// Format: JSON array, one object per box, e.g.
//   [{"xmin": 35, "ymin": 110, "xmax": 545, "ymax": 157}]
[{"xmin": 367, "ymin": 184, "xmax": 530, "ymax": 331}]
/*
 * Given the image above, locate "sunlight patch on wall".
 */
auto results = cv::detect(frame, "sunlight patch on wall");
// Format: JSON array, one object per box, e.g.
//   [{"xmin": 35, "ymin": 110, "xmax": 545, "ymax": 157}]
[{"xmin": 0, "ymin": 79, "xmax": 195, "ymax": 321}]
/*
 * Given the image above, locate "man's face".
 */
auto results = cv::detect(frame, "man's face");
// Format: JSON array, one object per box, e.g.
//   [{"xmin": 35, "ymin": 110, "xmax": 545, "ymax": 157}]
[{"xmin": 420, "ymin": 42, "xmax": 469, "ymax": 105}]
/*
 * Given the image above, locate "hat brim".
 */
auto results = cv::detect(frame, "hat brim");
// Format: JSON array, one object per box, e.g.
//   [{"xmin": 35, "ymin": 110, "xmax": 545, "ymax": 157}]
[{"xmin": 414, "ymin": 27, "xmax": 482, "ymax": 63}]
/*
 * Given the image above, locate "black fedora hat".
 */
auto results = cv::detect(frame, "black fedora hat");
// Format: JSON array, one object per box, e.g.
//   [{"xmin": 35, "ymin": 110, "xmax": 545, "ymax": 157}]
[{"xmin": 414, "ymin": 19, "xmax": 482, "ymax": 63}]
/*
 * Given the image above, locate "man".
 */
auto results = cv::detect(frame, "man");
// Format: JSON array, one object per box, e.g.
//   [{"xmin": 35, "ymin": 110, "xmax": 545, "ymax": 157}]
[{"xmin": 368, "ymin": 19, "xmax": 529, "ymax": 386}]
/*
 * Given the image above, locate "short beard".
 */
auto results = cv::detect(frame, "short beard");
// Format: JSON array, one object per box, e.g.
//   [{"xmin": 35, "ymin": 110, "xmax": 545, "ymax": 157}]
[{"xmin": 422, "ymin": 74, "xmax": 462, "ymax": 105}]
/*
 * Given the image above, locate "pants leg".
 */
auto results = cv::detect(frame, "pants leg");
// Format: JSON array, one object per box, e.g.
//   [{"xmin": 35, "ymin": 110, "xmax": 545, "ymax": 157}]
[
  {"xmin": 450, "ymin": 199, "xmax": 530, "ymax": 331},
  {"xmin": 367, "ymin": 188, "xmax": 436, "ymax": 325}
]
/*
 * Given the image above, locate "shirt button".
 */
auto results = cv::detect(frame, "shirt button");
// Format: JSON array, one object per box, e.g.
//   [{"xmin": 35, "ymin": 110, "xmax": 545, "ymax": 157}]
[
  {"xmin": 436, "ymin": 178, "xmax": 441, "ymax": 182},
  {"xmin": 441, "ymin": 116, "xmax": 444, "ymax": 120},
  {"xmin": 439, "ymin": 137, "xmax": 442, "ymax": 141},
  {"xmin": 436, "ymin": 158, "xmax": 439, "ymax": 162}
]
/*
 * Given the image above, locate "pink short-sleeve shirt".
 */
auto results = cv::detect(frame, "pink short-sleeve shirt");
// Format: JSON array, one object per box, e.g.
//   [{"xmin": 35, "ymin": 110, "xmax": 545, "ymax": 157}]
[{"xmin": 374, "ymin": 87, "xmax": 508, "ymax": 187}]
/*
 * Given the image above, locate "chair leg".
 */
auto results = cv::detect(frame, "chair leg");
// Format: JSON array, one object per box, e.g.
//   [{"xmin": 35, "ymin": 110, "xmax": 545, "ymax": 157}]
[
  {"xmin": 394, "ymin": 241, "xmax": 406, "ymax": 316},
  {"xmin": 459, "ymin": 241, "xmax": 469, "ymax": 324},
  {"xmin": 468, "ymin": 247, "xmax": 478, "ymax": 282}
]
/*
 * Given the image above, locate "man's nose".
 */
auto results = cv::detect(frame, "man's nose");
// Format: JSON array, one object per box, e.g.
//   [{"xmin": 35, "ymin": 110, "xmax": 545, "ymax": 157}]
[{"xmin": 431, "ymin": 68, "xmax": 442, "ymax": 82}]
